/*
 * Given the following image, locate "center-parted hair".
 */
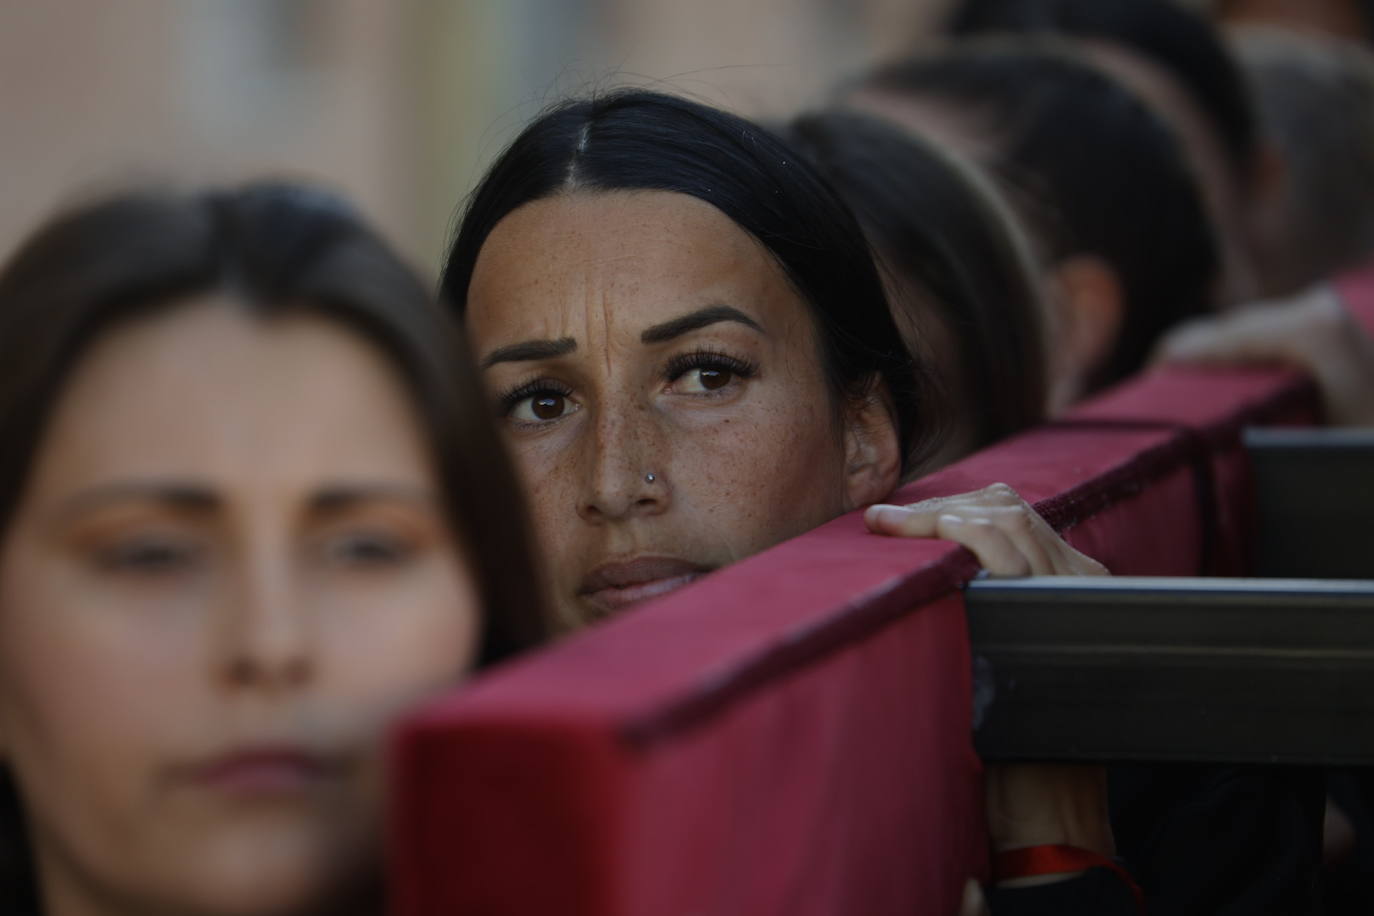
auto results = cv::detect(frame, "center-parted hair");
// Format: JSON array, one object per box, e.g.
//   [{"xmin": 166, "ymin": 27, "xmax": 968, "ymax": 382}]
[
  {"xmin": 440, "ymin": 89, "xmax": 934, "ymax": 472},
  {"xmin": 862, "ymin": 42, "xmax": 1220, "ymax": 392},
  {"xmin": 0, "ymin": 183, "xmax": 551, "ymax": 911}
]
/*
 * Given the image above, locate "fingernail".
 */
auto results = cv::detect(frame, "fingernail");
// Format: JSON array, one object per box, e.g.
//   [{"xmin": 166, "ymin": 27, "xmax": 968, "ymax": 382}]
[
  {"xmin": 939, "ymin": 513, "xmax": 966, "ymax": 527},
  {"xmin": 867, "ymin": 504, "xmax": 906, "ymax": 524}
]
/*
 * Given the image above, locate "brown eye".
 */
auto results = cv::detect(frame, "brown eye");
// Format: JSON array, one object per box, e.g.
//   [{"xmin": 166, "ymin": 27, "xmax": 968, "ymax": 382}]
[
  {"xmin": 509, "ymin": 389, "xmax": 578, "ymax": 424},
  {"xmin": 532, "ymin": 394, "xmax": 565, "ymax": 419},
  {"xmin": 679, "ymin": 366, "xmax": 735, "ymax": 393},
  {"xmin": 698, "ymin": 368, "xmax": 731, "ymax": 390}
]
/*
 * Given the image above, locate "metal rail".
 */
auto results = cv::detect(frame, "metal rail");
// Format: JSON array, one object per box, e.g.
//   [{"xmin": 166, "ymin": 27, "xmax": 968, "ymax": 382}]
[
  {"xmin": 967, "ymin": 576, "xmax": 1374, "ymax": 764},
  {"xmin": 1248, "ymin": 427, "xmax": 1374, "ymax": 579}
]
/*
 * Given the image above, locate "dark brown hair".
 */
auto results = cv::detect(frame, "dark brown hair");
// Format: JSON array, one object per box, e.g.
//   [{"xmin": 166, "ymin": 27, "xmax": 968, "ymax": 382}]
[
  {"xmin": 783, "ymin": 110, "xmax": 1048, "ymax": 467},
  {"xmin": 945, "ymin": 0, "xmax": 1259, "ymax": 180},
  {"xmin": 862, "ymin": 42, "xmax": 1220, "ymax": 391},
  {"xmin": 0, "ymin": 183, "xmax": 549, "ymax": 910},
  {"xmin": 441, "ymin": 89, "xmax": 938, "ymax": 474}
]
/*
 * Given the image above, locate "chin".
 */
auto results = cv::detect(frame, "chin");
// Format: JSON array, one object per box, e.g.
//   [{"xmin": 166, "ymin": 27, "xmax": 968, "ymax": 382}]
[{"xmin": 170, "ymin": 821, "xmax": 377, "ymax": 916}]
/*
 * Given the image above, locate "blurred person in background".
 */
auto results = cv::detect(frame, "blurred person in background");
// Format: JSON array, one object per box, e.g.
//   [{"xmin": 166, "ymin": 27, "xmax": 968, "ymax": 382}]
[
  {"xmin": 780, "ymin": 108, "xmax": 1049, "ymax": 474},
  {"xmin": 1155, "ymin": 26, "xmax": 1374, "ymax": 428},
  {"xmin": 1214, "ymin": 0, "xmax": 1374, "ymax": 43},
  {"xmin": 0, "ymin": 184, "xmax": 546, "ymax": 915},
  {"xmin": 785, "ymin": 109, "xmax": 1156, "ymax": 915},
  {"xmin": 1228, "ymin": 26, "xmax": 1374, "ymax": 298},
  {"xmin": 847, "ymin": 40, "xmax": 1219, "ymax": 411},
  {"xmin": 1157, "ymin": 282, "xmax": 1374, "ymax": 426},
  {"xmin": 846, "ymin": 43, "xmax": 1324, "ymax": 916},
  {"xmin": 943, "ymin": 0, "xmax": 1269, "ymax": 305},
  {"xmin": 442, "ymin": 88, "xmax": 1138, "ymax": 913}
]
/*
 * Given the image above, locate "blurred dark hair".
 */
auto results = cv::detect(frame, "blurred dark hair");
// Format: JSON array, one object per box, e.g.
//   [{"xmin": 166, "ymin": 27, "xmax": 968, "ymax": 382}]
[
  {"xmin": 0, "ymin": 183, "xmax": 549, "ymax": 911},
  {"xmin": 783, "ymin": 109, "xmax": 1047, "ymax": 467},
  {"xmin": 1230, "ymin": 25, "xmax": 1374, "ymax": 294},
  {"xmin": 862, "ymin": 42, "xmax": 1220, "ymax": 391},
  {"xmin": 945, "ymin": 0, "xmax": 1258, "ymax": 181},
  {"xmin": 441, "ymin": 89, "xmax": 935, "ymax": 472}
]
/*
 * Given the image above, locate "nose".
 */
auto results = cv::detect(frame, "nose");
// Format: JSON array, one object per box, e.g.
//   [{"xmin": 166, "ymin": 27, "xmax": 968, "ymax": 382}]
[
  {"xmin": 217, "ymin": 555, "xmax": 312, "ymax": 691},
  {"xmin": 577, "ymin": 401, "xmax": 671, "ymax": 524}
]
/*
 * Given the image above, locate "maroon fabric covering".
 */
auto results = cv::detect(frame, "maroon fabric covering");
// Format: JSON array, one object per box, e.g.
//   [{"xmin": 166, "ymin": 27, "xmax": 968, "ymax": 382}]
[
  {"xmin": 1337, "ymin": 259, "xmax": 1374, "ymax": 341},
  {"xmin": 388, "ymin": 367, "xmax": 1318, "ymax": 916},
  {"xmin": 1064, "ymin": 366, "xmax": 1318, "ymax": 575}
]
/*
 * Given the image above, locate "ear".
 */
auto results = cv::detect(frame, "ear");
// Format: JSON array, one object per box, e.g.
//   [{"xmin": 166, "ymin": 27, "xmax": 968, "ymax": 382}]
[
  {"xmin": 842, "ymin": 389, "xmax": 902, "ymax": 510},
  {"xmin": 1047, "ymin": 255, "xmax": 1125, "ymax": 403}
]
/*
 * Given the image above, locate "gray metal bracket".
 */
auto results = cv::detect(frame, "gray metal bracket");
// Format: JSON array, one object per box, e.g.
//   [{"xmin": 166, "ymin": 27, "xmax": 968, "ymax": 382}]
[
  {"xmin": 1248, "ymin": 427, "xmax": 1374, "ymax": 579},
  {"xmin": 967, "ymin": 575, "xmax": 1374, "ymax": 764}
]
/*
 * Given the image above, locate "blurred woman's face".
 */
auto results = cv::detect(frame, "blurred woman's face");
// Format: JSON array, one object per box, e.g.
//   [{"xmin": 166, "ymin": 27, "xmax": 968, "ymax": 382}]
[
  {"xmin": 466, "ymin": 191, "xmax": 898, "ymax": 627},
  {"xmin": 0, "ymin": 300, "xmax": 482, "ymax": 915}
]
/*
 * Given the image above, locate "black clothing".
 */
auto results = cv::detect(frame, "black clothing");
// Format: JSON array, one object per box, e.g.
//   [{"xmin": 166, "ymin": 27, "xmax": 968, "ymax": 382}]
[
  {"xmin": 989, "ymin": 867, "xmax": 1141, "ymax": 915},
  {"xmin": 1110, "ymin": 764, "xmax": 1325, "ymax": 915}
]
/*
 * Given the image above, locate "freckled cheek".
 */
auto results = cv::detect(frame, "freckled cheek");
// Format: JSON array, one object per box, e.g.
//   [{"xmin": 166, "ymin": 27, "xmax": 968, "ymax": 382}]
[
  {"xmin": 675, "ymin": 394, "xmax": 846, "ymax": 535},
  {"xmin": 502, "ymin": 435, "xmax": 579, "ymax": 556}
]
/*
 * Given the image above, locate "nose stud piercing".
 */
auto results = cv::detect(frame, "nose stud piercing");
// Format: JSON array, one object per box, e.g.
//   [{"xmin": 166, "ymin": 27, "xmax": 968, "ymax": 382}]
[{"xmin": 645, "ymin": 472, "xmax": 657, "ymax": 484}]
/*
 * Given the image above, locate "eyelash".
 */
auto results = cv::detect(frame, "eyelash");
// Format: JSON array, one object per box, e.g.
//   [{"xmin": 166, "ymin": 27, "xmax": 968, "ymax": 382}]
[
  {"xmin": 497, "ymin": 348, "xmax": 760, "ymax": 420},
  {"xmin": 499, "ymin": 378, "xmax": 574, "ymax": 417},
  {"xmin": 664, "ymin": 348, "xmax": 759, "ymax": 386}
]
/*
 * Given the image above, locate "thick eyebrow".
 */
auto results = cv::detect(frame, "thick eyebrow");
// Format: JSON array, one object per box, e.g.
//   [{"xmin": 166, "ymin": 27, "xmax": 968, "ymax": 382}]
[
  {"xmin": 640, "ymin": 305, "xmax": 766, "ymax": 344},
  {"xmin": 480, "ymin": 337, "xmax": 577, "ymax": 369},
  {"xmin": 55, "ymin": 481, "xmax": 220, "ymax": 521}
]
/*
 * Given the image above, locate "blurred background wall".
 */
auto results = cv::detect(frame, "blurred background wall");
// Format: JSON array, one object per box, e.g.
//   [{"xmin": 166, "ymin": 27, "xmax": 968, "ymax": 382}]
[{"xmin": 0, "ymin": 0, "xmax": 957, "ymax": 277}]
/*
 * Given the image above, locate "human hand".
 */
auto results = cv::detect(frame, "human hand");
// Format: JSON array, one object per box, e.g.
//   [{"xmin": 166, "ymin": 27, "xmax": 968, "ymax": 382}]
[
  {"xmin": 866, "ymin": 484, "xmax": 1115, "ymax": 892},
  {"xmin": 960, "ymin": 878, "xmax": 990, "ymax": 915},
  {"xmin": 863, "ymin": 483, "xmax": 1107, "ymax": 577},
  {"xmin": 1154, "ymin": 283, "xmax": 1374, "ymax": 426}
]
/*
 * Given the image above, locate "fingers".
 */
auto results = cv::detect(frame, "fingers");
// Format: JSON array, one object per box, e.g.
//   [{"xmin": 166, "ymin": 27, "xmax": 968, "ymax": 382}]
[
  {"xmin": 1153, "ymin": 285, "xmax": 1343, "ymax": 369},
  {"xmin": 866, "ymin": 483, "xmax": 1108, "ymax": 578},
  {"xmin": 1150, "ymin": 285, "xmax": 1374, "ymax": 426},
  {"xmin": 864, "ymin": 502, "xmax": 943, "ymax": 538},
  {"xmin": 936, "ymin": 513, "xmax": 1037, "ymax": 577},
  {"xmin": 1056, "ymin": 542, "xmax": 1109, "ymax": 577},
  {"xmin": 960, "ymin": 879, "xmax": 990, "ymax": 916},
  {"xmin": 985, "ymin": 763, "xmax": 1115, "ymax": 857}
]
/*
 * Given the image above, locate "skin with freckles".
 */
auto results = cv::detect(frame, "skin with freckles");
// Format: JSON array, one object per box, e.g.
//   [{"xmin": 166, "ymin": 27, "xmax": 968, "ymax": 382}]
[
  {"xmin": 0, "ymin": 299, "xmax": 482, "ymax": 916},
  {"xmin": 467, "ymin": 190, "xmax": 900, "ymax": 627}
]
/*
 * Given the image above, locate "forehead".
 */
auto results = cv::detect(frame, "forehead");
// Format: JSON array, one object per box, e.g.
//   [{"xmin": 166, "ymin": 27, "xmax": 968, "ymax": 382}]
[
  {"xmin": 28, "ymin": 298, "xmax": 432, "ymax": 491},
  {"xmin": 465, "ymin": 190, "xmax": 808, "ymax": 344}
]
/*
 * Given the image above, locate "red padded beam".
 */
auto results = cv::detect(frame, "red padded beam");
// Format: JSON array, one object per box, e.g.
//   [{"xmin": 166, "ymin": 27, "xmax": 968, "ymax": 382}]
[
  {"xmin": 388, "ymin": 366, "xmax": 1317, "ymax": 916},
  {"xmin": 1064, "ymin": 365, "xmax": 1318, "ymax": 574}
]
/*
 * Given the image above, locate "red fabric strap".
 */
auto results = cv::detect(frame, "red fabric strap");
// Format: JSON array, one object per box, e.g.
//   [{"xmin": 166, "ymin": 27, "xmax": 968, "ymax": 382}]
[{"xmin": 995, "ymin": 845, "xmax": 1146, "ymax": 913}]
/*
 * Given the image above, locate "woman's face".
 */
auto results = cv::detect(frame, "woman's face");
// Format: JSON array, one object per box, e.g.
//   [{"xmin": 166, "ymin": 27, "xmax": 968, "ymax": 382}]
[
  {"xmin": 466, "ymin": 190, "xmax": 899, "ymax": 627},
  {"xmin": 0, "ymin": 301, "xmax": 482, "ymax": 915}
]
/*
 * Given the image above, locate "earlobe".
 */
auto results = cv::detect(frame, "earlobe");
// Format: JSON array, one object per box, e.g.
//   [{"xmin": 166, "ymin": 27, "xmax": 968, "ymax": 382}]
[
  {"xmin": 1049, "ymin": 255, "xmax": 1125, "ymax": 398},
  {"xmin": 843, "ymin": 392, "xmax": 902, "ymax": 509}
]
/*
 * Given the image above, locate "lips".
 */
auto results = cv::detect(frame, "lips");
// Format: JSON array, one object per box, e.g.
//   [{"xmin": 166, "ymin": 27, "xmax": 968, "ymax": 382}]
[
  {"xmin": 578, "ymin": 556, "xmax": 711, "ymax": 615},
  {"xmin": 177, "ymin": 746, "xmax": 349, "ymax": 795}
]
